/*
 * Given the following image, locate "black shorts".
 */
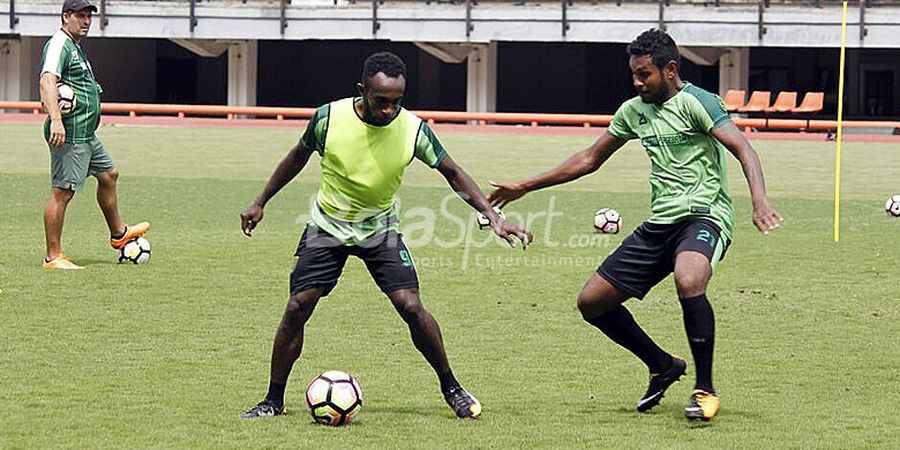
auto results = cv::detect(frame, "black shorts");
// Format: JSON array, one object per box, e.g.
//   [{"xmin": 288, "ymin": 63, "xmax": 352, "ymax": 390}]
[
  {"xmin": 597, "ymin": 218, "xmax": 729, "ymax": 300},
  {"xmin": 290, "ymin": 225, "xmax": 419, "ymax": 297}
]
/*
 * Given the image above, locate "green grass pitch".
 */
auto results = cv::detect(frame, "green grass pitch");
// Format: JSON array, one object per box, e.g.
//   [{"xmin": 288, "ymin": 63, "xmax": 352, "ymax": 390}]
[{"xmin": 1, "ymin": 122, "xmax": 898, "ymax": 448}]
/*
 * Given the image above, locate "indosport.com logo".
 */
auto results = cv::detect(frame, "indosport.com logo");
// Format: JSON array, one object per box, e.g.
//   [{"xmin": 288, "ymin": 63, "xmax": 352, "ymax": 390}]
[{"xmin": 293, "ymin": 193, "xmax": 616, "ymax": 271}]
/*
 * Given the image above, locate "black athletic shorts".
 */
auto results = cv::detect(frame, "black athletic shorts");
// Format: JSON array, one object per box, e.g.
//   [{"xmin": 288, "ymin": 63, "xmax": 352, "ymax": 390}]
[
  {"xmin": 597, "ymin": 218, "xmax": 729, "ymax": 300},
  {"xmin": 290, "ymin": 225, "xmax": 419, "ymax": 297}
]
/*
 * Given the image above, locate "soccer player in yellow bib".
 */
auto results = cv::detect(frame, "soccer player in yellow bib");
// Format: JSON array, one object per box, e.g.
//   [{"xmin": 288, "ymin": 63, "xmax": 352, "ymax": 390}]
[
  {"xmin": 239, "ymin": 52, "xmax": 532, "ymax": 419},
  {"xmin": 489, "ymin": 30, "xmax": 782, "ymax": 421}
]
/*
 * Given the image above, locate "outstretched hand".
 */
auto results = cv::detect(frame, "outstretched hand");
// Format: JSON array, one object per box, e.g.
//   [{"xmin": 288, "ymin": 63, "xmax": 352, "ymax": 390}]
[
  {"xmin": 487, "ymin": 181, "xmax": 527, "ymax": 209},
  {"xmin": 752, "ymin": 199, "xmax": 783, "ymax": 235},
  {"xmin": 490, "ymin": 219, "xmax": 533, "ymax": 249},
  {"xmin": 240, "ymin": 203, "xmax": 265, "ymax": 237}
]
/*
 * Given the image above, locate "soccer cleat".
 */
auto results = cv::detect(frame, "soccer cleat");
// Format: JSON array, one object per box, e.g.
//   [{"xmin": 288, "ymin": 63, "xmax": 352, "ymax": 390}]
[
  {"xmin": 240, "ymin": 399, "xmax": 286, "ymax": 418},
  {"xmin": 110, "ymin": 222, "xmax": 151, "ymax": 249},
  {"xmin": 637, "ymin": 357, "xmax": 687, "ymax": 412},
  {"xmin": 42, "ymin": 254, "xmax": 85, "ymax": 270},
  {"xmin": 685, "ymin": 389, "xmax": 720, "ymax": 421},
  {"xmin": 443, "ymin": 386, "xmax": 482, "ymax": 419}
]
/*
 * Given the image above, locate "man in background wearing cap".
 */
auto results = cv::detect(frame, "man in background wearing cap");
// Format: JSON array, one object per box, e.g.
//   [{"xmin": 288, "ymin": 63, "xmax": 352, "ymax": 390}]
[{"xmin": 39, "ymin": 0, "xmax": 149, "ymax": 269}]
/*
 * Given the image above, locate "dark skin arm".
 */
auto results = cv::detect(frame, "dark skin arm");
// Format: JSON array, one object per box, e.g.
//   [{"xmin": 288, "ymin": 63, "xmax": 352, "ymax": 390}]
[
  {"xmin": 436, "ymin": 155, "xmax": 533, "ymax": 248},
  {"xmin": 240, "ymin": 143, "xmax": 315, "ymax": 236},
  {"xmin": 488, "ymin": 132, "xmax": 626, "ymax": 206},
  {"xmin": 712, "ymin": 121, "xmax": 783, "ymax": 234}
]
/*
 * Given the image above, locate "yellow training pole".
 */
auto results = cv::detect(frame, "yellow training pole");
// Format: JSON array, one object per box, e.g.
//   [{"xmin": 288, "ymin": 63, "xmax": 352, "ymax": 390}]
[{"xmin": 833, "ymin": 1, "xmax": 848, "ymax": 242}]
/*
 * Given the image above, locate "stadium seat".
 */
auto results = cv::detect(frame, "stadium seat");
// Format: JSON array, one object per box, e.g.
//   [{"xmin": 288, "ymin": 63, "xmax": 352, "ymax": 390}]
[
  {"xmin": 723, "ymin": 90, "xmax": 746, "ymax": 112},
  {"xmin": 765, "ymin": 91, "xmax": 798, "ymax": 113},
  {"xmin": 793, "ymin": 92, "xmax": 824, "ymax": 114},
  {"xmin": 737, "ymin": 91, "xmax": 771, "ymax": 113}
]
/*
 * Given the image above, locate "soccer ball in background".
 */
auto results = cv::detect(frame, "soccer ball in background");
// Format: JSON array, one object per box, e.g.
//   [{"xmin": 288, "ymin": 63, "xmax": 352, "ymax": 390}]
[
  {"xmin": 57, "ymin": 83, "xmax": 76, "ymax": 116},
  {"xmin": 594, "ymin": 208, "xmax": 622, "ymax": 234},
  {"xmin": 477, "ymin": 206, "xmax": 506, "ymax": 230},
  {"xmin": 886, "ymin": 194, "xmax": 900, "ymax": 217},
  {"xmin": 117, "ymin": 237, "xmax": 151, "ymax": 264},
  {"xmin": 306, "ymin": 371, "xmax": 362, "ymax": 426}
]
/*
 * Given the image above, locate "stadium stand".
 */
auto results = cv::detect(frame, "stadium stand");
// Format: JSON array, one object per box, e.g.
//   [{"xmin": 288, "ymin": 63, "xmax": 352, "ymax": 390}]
[
  {"xmin": 793, "ymin": 92, "xmax": 825, "ymax": 114},
  {"xmin": 724, "ymin": 90, "xmax": 746, "ymax": 112},
  {"xmin": 738, "ymin": 91, "xmax": 771, "ymax": 113},
  {"xmin": 765, "ymin": 91, "xmax": 798, "ymax": 113}
]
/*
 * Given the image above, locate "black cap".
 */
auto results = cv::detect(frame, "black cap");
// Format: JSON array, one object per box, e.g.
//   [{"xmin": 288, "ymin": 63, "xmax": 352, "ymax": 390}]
[{"xmin": 62, "ymin": 0, "xmax": 98, "ymax": 13}]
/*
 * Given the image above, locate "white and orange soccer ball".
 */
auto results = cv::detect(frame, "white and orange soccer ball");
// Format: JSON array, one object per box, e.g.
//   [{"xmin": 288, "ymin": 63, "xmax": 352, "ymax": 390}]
[
  {"xmin": 306, "ymin": 371, "xmax": 362, "ymax": 426},
  {"xmin": 594, "ymin": 208, "xmax": 622, "ymax": 234},
  {"xmin": 477, "ymin": 206, "xmax": 506, "ymax": 230},
  {"xmin": 57, "ymin": 83, "xmax": 76, "ymax": 116},
  {"xmin": 117, "ymin": 237, "xmax": 151, "ymax": 264},
  {"xmin": 886, "ymin": 195, "xmax": 900, "ymax": 217}
]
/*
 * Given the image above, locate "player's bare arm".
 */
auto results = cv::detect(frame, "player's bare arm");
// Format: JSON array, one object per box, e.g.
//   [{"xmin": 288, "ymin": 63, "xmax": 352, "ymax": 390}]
[
  {"xmin": 39, "ymin": 72, "xmax": 65, "ymax": 147},
  {"xmin": 488, "ymin": 132, "xmax": 625, "ymax": 208},
  {"xmin": 712, "ymin": 122, "xmax": 783, "ymax": 234},
  {"xmin": 240, "ymin": 143, "xmax": 315, "ymax": 236},
  {"xmin": 436, "ymin": 155, "xmax": 533, "ymax": 248}
]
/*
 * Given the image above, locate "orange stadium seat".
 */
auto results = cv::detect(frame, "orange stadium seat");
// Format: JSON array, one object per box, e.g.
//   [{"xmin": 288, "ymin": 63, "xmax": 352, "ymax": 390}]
[
  {"xmin": 793, "ymin": 92, "xmax": 824, "ymax": 114},
  {"xmin": 737, "ymin": 91, "xmax": 771, "ymax": 113},
  {"xmin": 765, "ymin": 91, "xmax": 797, "ymax": 113},
  {"xmin": 723, "ymin": 90, "xmax": 746, "ymax": 112}
]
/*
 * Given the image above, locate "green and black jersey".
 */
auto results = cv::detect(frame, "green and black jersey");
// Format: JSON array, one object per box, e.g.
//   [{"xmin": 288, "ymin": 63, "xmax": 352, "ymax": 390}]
[
  {"xmin": 299, "ymin": 98, "xmax": 448, "ymax": 244},
  {"xmin": 608, "ymin": 83, "xmax": 734, "ymax": 241},
  {"xmin": 40, "ymin": 29, "xmax": 102, "ymax": 144}
]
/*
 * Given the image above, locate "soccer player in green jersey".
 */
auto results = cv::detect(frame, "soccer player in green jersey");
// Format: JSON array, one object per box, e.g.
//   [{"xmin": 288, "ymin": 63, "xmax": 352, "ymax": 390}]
[
  {"xmin": 239, "ymin": 52, "xmax": 532, "ymax": 419},
  {"xmin": 39, "ymin": 0, "xmax": 149, "ymax": 270},
  {"xmin": 489, "ymin": 29, "xmax": 782, "ymax": 421}
]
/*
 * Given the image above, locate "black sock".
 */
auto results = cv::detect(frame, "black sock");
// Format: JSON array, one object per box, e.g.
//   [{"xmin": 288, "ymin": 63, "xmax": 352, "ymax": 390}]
[
  {"xmin": 680, "ymin": 294, "xmax": 715, "ymax": 392},
  {"xmin": 265, "ymin": 381, "xmax": 286, "ymax": 406},
  {"xmin": 438, "ymin": 370, "xmax": 460, "ymax": 393},
  {"xmin": 585, "ymin": 305, "xmax": 672, "ymax": 374}
]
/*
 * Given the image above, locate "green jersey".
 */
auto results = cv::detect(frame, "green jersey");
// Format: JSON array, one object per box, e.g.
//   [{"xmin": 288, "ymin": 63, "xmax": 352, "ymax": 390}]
[
  {"xmin": 300, "ymin": 98, "xmax": 447, "ymax": 244},
  {"xmin": 40, "ymin": 29, "xmax": 102, "ymax": 144},
  {"xmin": 607, "ymin": 83, "xmax": 734, "ymax": 241}
]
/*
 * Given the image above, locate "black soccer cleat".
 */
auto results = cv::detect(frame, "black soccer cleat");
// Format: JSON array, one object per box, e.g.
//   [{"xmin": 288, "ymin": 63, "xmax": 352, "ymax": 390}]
[
  {"xmin": 636, "ymin": 357, "xmax": 687, "ymax": 413},
  {"xmin": 443, "ymin": 386, "xmax": 482, "ymax": 419},
  {"xmin": 239, "ymin": 399, "xmax": 286, "ymax": 419}
]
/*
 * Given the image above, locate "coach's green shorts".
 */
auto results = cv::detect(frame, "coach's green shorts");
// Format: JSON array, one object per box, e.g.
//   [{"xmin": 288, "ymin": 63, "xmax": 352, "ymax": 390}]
[{"xmin": 49, "ymin": 137, "xmax": 116, "ymax": 191}]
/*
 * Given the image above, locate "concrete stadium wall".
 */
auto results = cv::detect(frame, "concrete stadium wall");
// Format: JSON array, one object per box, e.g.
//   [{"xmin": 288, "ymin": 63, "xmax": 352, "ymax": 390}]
[{"xmin": 4, "ymin": 1, "xmax": 900, "ymax": 48}]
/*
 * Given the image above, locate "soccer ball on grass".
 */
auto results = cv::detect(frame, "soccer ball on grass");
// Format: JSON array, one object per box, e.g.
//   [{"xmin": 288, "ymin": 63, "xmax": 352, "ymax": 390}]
[
  {"xmin": 885, "ymin": 194, "xmax": 900, "ymax": 217},
  {"xmin": 594, "ymin": 208, "xmax": 622, "ymax": 234},
  {"xmin": 117, "ymin": 237, "xmax": 151, "ymax": 264},
  {"xmin": 306, "ymin": 371, "xmax": 362, "ymax": 426}
]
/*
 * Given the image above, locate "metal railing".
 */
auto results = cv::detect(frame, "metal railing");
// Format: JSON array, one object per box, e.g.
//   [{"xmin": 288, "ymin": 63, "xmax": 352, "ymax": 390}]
[{"xmin": 4, "ymin": 100, "xmax": 900, "ymax": 132}]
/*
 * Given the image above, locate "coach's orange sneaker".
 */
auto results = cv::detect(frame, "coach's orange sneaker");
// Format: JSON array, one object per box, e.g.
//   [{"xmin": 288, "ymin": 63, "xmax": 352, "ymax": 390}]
[
  {"xmin": 110, "ymin": 222, "xmax": 151, "ymax": 249},
  {"xmin": 42, "ymin": 254, "xmax": 85, "ymax": 270}
]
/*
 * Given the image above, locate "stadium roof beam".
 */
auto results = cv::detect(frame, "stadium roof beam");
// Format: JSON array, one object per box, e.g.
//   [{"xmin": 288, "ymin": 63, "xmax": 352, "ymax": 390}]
[
  {"xmin": 414, "ymin": 42, "xmax": 476, "ymax": 64},
  {"xmin": 169, "ymin": 38, "xmax": 230, "ymax": 58},
  {"xmin": 679, "ymin": 46, "xmax": 729, "ymax": 67}
]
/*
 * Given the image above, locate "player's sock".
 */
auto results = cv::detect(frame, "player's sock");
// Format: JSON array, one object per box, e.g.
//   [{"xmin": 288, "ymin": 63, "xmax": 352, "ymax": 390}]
[
  {"xmin": 265, "ymin": 381, "xmax": 287, "ymax": 406},
  {"xmin": 438, "ymin": 370, "xmax": 460, "ymax": 393},
  {"xmin": 111, "ymin": 229, "xmax": 126, "ymax": 240},
  {"xmin": 679, "ymin": 294, "xmax": 715, "ymax": 392},
  {"xmin": 586, "ymin": 305, "xmax": 672, "ymax": 373}
]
